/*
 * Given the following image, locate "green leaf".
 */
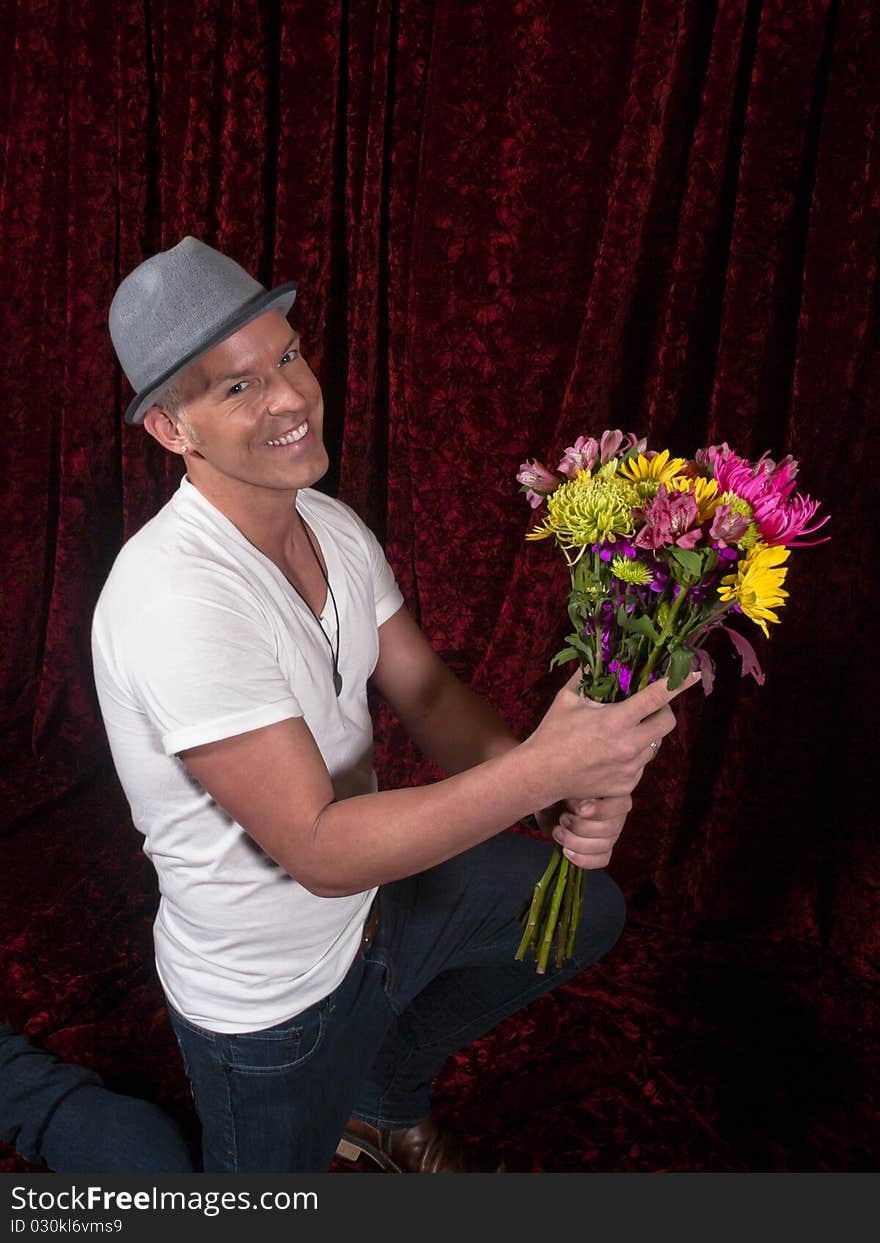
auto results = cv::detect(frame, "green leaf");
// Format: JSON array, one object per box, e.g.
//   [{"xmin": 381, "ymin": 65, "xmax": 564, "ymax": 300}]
[
  {"xmin": 581, "ymin": 674, "xmax": 618, "ymax": 703},
  {"xmin": 549, "ymin": 647, "xmax": 580, "ymax": 671},
  {"xmin": 616, "ymin": 603, "xmax": 661, "ymax": 643},
  {"xmin": 657, "ymin": 601, "xmax": 671, "ymax": 631},
  {"xmin": 702, "ymin": 547, "xmax": 718, "ymax": 574},
  {"xmin": 559, "ymin": 632, "xmax": 594, "ymax": 660},
  {"xmin": 667, "ymin": 546, "xmax": 702, "ymax": 578},
  {"xmin": 665, "ymin": 647, "xmax": 694, "ymax": 690},
  {"xmin": 567, "ymin": 601, "xmax": 582, "ymax": 629},
  {"xmin": 573, "ymin": 558, "xmax": 598, "ymax": 594}
]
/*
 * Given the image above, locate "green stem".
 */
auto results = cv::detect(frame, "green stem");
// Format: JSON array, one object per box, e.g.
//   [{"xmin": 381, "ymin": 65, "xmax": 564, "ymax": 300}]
[
  {"xmin": 636, "ymin": 583, "xmax": 690, "ymax": 690},
  {"xmin": 515, "ymin": 848, "xmax": 562, "ymax": 961},
  {"xmin": 565, "ymin": 867, "xmax": 586, "ymax": 960},
  {"xmin": 537, "ymin": 856, "xmax": 570, "ymax": 974},
  {"xmin": 679, "ymin": 599, "xmax": 735, "ymax": 648},
  {"xmin": 556, "ymin": 863, "xmax": 576, "ymax": 967},
  {"xmin": 592, "ymin": 551, "xmax": 604, "ymax": 681}
]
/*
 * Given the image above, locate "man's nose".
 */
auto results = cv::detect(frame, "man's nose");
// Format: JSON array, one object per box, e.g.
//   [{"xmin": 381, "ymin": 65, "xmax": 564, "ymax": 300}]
[{"xmin": 264, "ymin": 367, "xmax": 310, "ymax": 413}]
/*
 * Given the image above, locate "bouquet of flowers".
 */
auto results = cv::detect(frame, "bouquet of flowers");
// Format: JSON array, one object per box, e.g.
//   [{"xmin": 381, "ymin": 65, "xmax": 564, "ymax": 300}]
[{"xmin": 514, "ymin": 430, "xmax": 829, "ymax": 972}]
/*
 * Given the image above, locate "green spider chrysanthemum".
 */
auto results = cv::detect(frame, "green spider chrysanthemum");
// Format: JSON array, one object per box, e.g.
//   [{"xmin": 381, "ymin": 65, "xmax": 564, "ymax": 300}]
[
  {"xmin": 526, "ymin": 463, "xmax": 639, "ymax": 550},
  {"xmin": 634, "ymin": 478, "xmax": 661, "ymax": 502},
  {"xmin": 610, "ymin": 555, "xmax": 653, "ymax": 585}
]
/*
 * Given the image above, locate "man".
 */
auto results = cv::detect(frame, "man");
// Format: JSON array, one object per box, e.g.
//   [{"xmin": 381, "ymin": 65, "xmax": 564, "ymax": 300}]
[{"xmin": 93, "ymin": 236, "xmax": 695, "ymax": 1174}]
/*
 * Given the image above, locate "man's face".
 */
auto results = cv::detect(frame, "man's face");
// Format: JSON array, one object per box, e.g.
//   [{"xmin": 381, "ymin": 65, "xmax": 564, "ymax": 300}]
[{"xmin": 171, "ymin": 309, "xmax": 329, "ymax": 492}]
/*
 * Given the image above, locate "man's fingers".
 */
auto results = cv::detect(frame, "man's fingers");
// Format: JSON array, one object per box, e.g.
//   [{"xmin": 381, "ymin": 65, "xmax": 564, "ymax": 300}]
[
  {"xmin": 559, "ymin": 845, "xmax": 615, "ymax": 871},
  {"xmin": 623, "ymin": 670, "xmax": 701, "ymax": 724},
  {"xmin": 564, "ymin": 794, "xmax": 631, "ymax": 819}
]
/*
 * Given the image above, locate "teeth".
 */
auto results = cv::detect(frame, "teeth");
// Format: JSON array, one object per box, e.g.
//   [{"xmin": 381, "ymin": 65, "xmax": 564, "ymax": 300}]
[{"xmin": 267, "ymin": 421, "xmax": 308, "ymax": 447}]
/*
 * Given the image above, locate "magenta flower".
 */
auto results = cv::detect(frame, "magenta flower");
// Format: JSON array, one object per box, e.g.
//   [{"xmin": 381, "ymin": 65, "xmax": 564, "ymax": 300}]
[
  {"xmin": 713, "ymin": 452, "xmax": 829, "ymax": 547},
  {"xmin": 754, "ymin": 493, "xmax": 830, "ymax": 547},
  {"xmin": 608, "ymin": 659, "xmax": 633, "ymax": 695},
  {"xmin": 714, "ymin": 451, "xmax": 796, "ymax": 506},
  {"xmin": 516, "ymin": 458, "xmax": 559, "ymax": 508},
  {"xmin": 635, "ymin": 484, "xmax": 701, "ymax": 550}
]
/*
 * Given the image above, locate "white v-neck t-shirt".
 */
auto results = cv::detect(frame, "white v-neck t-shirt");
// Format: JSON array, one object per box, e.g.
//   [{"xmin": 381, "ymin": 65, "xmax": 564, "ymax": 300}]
[{"xmin": 91, "ymin": 475, "xmax": 404, "ymax": 1033}]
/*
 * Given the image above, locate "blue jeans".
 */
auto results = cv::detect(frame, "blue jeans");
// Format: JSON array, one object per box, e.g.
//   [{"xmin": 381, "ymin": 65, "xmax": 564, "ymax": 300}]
[
  {"xmin": 168, "ymin": 830, "xmax": 626, "ymax": 1173},
  {"xmin": 0, "ymin": 1024, "xmax": 196, "ymax": 1173}
]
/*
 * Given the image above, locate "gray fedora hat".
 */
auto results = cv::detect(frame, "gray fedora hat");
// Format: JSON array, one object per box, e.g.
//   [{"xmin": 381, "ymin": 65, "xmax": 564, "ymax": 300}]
[{"xmin": 109, "ymin": 236, "xmax": 298, "ymax": 426}]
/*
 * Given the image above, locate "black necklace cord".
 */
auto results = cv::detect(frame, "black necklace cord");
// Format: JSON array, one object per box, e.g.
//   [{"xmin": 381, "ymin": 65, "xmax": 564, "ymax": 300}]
[{"xmin": 295, "ymin": 510, "xmax": 343, "ymax": 697}]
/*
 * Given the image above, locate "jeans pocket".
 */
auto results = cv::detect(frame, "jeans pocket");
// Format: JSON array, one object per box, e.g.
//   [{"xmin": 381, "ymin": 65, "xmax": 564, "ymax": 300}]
[{"xmin": 222, "ymin": 997, "xmax": 330, "ymax": 1075}]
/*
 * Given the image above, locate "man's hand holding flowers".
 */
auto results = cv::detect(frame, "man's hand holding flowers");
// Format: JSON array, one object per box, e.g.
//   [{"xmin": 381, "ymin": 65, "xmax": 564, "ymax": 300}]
[
  {"xmin": 526, "ymin": 669, "xmax": 696, "ymax": 873},
  {"xmin": 534, "ymin": 793, "xmax": 634, "ymax": 871}
]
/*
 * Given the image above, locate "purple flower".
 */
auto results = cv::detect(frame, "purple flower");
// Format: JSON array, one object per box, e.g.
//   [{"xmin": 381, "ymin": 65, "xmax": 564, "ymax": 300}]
[{"xmin": 608, "ymin": 659, "xmax": 633, "ymax": 695}]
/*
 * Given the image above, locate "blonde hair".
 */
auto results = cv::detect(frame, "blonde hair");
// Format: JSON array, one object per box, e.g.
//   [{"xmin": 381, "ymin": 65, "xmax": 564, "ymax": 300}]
[
  {"xmin": 155, "ymin": 377, "xmax": 187, "ymax": 417},
  {"xmin": 155, "ymin": 376, "xmax": 201, "ymax": 443}
]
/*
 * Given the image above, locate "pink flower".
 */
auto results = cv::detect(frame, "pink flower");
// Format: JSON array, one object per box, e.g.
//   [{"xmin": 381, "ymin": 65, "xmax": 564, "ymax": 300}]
[
  {"xmin": 753, "ymin": 450, "xmax": 799, "ymax": 484},
  {"xmin": 635, "ymin": 484, "xmax": 701, "ymax": 550},
  {"xmin": 517, "ymin": 458, "xmax": 559, "ymax": 508},
  {"xmin": 557, "ymin": 436, "xmax": 598, "ymax": 477},
  {"xmin": 557, "ymin": 430, "xmax": 647, "ymax": 476},
  {"xmin": 709, "ymin": 502, "xmax": 751, "ymax": 548},
  {"xmin": 624, "ymin": 432, "xmax": 648, "ymax": 456},
  {"xmin": 599, "ymin": 429, "xmax": 624, "ymax": 462},
  {"xmin": 695, "ymin": 442, "xmax": 734, "ymax": 473}
]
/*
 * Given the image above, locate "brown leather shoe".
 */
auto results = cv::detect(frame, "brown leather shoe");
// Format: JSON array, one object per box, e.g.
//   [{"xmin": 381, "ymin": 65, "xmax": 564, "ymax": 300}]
[{"xmin": 336, "ymin": 1116, "xmax": 505, "ymax": 1173}]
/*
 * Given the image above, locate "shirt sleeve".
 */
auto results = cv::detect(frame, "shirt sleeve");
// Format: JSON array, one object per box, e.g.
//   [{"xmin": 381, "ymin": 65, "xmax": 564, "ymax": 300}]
[
  {"xmin": 340, "ymin": 504, "xmax": 405, "ymax": 627},
  {"xmin": 120, "ymin": 573, "xmax": 303, "ymax": 757}
]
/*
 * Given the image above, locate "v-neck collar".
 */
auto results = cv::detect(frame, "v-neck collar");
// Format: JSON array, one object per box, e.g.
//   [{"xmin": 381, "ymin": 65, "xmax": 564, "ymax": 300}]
[{"xmin": 175, "ymin": 476, "xmax": 341, "ymax": 621}]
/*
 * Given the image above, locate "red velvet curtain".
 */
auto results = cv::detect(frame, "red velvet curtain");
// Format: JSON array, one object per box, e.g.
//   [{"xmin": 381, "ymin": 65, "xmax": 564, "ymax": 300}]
[{"xmin": 1, "ymin": 0, "xmax": 876, "ymax": 1170}]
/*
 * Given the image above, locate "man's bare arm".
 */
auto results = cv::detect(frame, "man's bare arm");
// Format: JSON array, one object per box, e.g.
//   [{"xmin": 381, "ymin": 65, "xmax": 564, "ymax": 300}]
[
  {"xmin": 369, "ymin": 605, "xmax": 520, "ymax": 773},
  {"xmin": 368, "ymin": 606, "xmax": 647, "ymax": 872},
  {"xmin": 179, "ymin": 643, "xmax": 692, "ymax": 899}
]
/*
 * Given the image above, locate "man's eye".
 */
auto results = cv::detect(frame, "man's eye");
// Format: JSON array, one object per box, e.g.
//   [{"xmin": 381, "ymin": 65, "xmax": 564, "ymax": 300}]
[{"xmin": 227, "ymin": 381, "xmax": 248, "ymax": 397}]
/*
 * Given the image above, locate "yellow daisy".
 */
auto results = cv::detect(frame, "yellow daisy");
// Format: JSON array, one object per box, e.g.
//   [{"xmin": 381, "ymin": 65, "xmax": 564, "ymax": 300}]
[
  {"xmin": 670, "ymin": 475, "xmax": 721, "ymax": 523},
  {"xmin": 619, "ymin": 449, "xmax": 687, "ymax": 488},
  {"xmin": 717, "ymin": 543, "xmax": 790, "ymax": 638}
]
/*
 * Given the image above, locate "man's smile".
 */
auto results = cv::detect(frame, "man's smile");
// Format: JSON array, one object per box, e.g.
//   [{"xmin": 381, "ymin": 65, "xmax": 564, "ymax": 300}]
[{"xmin": 265, "ymin": 419, "xmax": 310, "ymax": 447}]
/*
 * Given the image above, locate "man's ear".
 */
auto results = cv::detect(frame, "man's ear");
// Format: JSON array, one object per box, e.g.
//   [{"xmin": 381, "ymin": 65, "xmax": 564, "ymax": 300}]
[{"xmin": 143, "ymin": 406, "xmax": 190, "ymax": 456}]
